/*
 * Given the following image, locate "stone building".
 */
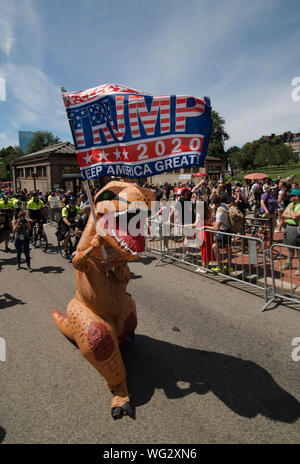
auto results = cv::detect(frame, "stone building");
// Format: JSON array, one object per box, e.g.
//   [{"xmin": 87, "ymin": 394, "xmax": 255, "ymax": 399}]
[{"xmin": 12, "ymin": 142, "xmax": 83, "ymax": 194}]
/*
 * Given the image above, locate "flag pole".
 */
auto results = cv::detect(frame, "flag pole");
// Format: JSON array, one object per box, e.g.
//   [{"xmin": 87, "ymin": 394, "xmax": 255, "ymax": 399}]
[
  {"xmin": 83, "ymin": 180, "xmax": 98, "ymax": 227},
  {"xmin": 83, "ymin": 180, "xmax": 108, "ymax": 269},
  {"xmin": 60, "ymin": 86, "xmax": 100, "ymax": 237}
]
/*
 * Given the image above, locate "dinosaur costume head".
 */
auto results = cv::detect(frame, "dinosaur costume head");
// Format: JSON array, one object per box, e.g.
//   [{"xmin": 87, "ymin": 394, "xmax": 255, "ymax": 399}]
[{"xmin": 88, "ymin": 181, "xmax": 154, "ymax": 261}]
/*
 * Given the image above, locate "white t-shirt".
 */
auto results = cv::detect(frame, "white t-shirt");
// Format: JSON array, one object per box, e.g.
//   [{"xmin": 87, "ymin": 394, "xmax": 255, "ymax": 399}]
[
  {"xmin": 263, "ymin": 183, "xmax": 269, "ymax": 192},
  {"xmin": 216, "ymin": 203, "xmax": 230, "ymax": 231},
  {"xmin": 49, "ymin": 195, "xmax": 61, "ymax": 209},
  {"xmin": 251, "ymin": 183, "xmax": 258, "ymax": 195}
]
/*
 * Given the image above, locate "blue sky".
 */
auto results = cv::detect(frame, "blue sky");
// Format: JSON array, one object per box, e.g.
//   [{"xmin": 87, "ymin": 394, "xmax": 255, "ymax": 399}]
[{"xmin": 0, "ymin": 0, "xmax": 300, "ymax": 150}]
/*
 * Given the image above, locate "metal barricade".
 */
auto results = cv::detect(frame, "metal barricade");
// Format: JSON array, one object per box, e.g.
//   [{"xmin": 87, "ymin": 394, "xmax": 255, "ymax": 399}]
[
  {"xmin": 146, "ymin": 221, "xmax": 271, "ymax": 308},
  {"xmin": 262, "ymin": 242, "xmax": 300, "ymax": 310},
  {"xmin": 47, "ymin": 206, "xmax": 62, "ymax": 224},
  {"xmin": 146, "ymin": 219, "xmax": 163, "ymax": 256},
  {"xmin": 243, "ymin": 215, "xmax": 274, "ymax": 247}
]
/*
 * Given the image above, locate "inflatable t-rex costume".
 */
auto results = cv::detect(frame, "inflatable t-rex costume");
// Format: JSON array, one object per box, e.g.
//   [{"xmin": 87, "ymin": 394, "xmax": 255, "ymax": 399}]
[{"xmin": 51, "ymin": 181, "xmax": 154, "ymax": 419}]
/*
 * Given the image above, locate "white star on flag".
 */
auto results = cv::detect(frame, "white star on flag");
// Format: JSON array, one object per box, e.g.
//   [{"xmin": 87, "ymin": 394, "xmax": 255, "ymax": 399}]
[
  {"xmin": 121, "ymin": 146, "xmax": 129, "ymax": 160},
  {"xmin": 100, "ymin": 150, "xmax": 109, "ymax": 161},
  {"xmin": 114, "ymin": 148, "xmax": 121, "ymax": 160},
  {"xmin": 83, "ymin": 153, "xmax": 91, "ymax": 165}
]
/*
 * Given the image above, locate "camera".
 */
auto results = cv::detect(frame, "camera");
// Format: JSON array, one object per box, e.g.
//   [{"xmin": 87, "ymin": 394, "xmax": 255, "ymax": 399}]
[{"xmin": 21, "ymin": 218, "xmax": 27, "ymax": 224}]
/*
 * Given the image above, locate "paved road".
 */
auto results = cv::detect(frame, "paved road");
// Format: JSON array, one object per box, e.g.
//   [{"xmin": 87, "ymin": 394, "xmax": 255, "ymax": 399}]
[{"xmin": 0, "ymin": 224, "xmax": 300, "ymax": 444}]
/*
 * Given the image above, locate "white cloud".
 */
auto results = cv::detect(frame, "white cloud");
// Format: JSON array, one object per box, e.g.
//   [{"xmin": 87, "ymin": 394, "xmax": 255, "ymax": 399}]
[
  {"xmin": 0, "ymin": 63, "xmax": 69, "ymax": 133},
  {"xmin": 0, "ymin": 1, "xmax": 15, "ymax": 57},
  {"xmin": 225, "ymin": 84, "xmax": 300, "ymax": 147}
]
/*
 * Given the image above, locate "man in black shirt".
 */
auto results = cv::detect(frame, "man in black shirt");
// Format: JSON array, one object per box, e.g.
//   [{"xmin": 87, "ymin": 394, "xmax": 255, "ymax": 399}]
[{"xmin": 169, "ymin": 188, "xmax": 194, "ymax": 243}]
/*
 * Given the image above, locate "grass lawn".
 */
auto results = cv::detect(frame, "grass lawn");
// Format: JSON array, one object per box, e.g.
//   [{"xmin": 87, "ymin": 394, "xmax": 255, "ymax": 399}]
[{"xmin": 231, "ymin": 161, "xmax": 300, "ymax": 184}]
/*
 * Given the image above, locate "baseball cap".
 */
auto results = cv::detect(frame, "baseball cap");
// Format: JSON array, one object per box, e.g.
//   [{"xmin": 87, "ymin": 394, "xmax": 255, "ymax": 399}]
[{"xmin": 290, "ymin": 189, "xmax": 300, "ymax": 196}]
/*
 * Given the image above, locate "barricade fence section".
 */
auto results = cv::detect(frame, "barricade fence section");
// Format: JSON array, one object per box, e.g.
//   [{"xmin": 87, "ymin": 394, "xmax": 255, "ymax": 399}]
[
  {"xmin": 262, "ymin": 242, "xmax": 300, "ymax": 310},
  {"xmin": 146, "ymin": 221, "xmax": 271, "ymax": 308}
]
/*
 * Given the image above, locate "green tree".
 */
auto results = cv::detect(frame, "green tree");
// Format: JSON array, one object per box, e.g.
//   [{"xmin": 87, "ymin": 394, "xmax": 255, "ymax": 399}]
[
  {"xmin": 270, "ymin": 135, "xmax": 282, "ymax": 146},
  {"xmin": 239, "ymin": 141, "xmax": 260, "ymax": 171},
  {"xmin": 276, "ymin": 143, "xmax": 298, "ymax": 165},
  {"xmin": 254, "ymin": 143, "xmax": 276, "ymax": 168},
  {"xmin": 207, "ymin": 110, "xmax": 230, "ymax": 161},
  {"xmin": 0, "ymin": 145, "xmax": 23, "ymax": 181},
  {"xmin": 226, "ymin": 146, "xmax": 241, "ymax": 174},
  {"xmin": 26, "ymin": 131, "xmax": 61, "ymax": 154}
]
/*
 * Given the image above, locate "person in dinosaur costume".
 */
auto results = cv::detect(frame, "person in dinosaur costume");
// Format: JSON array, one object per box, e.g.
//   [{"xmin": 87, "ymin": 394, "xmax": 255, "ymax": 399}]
[{"xmin": 51, "ymin": 181, "xmax": 154, "ymax": 419}]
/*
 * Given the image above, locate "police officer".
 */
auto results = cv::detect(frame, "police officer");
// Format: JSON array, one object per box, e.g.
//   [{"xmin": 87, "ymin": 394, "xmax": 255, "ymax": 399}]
[
  {"xmin": 60, "ymin": 197, "xmax": 81, "ymax": 257},
  {"xmin": 12, "ymin": 194, "xmax": 22, "ymax": 219},
  {"xmin": 26, "ymin": 191, "xmax": 46, "ymax": 235},
  {"xmin": 0, "ymin": 195, "xmax": 14, "ymax": 213}
]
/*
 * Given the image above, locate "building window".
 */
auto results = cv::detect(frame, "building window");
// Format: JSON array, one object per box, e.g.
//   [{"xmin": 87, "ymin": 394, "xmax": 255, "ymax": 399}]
[
  {"xmin": 36, "ymin": 166, "xmax": 46, "ymax": 177},
  {"xmin": 16, "ymin": 168, "xmax": 24, "ymax": 177},
  {"xmin": 25, "ymin": 167, "xmax": 35, "ymax": 178}
]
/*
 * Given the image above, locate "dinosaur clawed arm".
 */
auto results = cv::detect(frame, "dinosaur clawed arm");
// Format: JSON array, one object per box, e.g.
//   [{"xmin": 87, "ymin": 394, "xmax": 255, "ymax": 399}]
[{"xmin": 72, "ymin": 233, "xmax": 103, "ymax": 271}]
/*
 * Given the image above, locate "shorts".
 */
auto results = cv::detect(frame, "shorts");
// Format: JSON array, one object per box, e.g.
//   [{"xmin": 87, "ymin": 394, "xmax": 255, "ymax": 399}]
[
  {"xmin": 283, "ymin": 225, "xmax": 300, "ymax": 247},
  {"xmin": 216, "ymin": 230, "xmax": 232, "ymax": 248}
]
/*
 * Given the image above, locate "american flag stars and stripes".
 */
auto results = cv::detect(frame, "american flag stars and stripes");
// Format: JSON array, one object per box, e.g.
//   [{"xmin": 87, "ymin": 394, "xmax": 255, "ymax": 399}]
[{"xmin": 63, "ymin": 83, "xmax": 212, "ymax": 180}]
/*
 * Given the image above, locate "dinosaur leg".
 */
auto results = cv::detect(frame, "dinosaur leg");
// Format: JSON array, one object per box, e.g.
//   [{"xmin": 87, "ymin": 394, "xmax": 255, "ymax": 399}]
[
  {"xmin": 51, "ymin": 307, "xmax": 75, "ymax": 341},
  {"xmin": 115, "ymin": 293, "xmax": 137, "ymax": 344},
  {"xmin": 67, "ymin": 300, "xmax": 134, "ymax": 419}
]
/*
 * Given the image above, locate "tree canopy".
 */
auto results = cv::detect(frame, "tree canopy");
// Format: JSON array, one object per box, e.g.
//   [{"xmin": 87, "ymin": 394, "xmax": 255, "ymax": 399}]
[
  {"xmin": 0, "ymin": 145, "xmax": 23, "ymax": 181},
  {"xmin": 207, "ymin": 110, "xmax": 230, "ymax": 160},
  {"xmin": 26, "ymin": 131, "xmax": 61, "ymax": 154},
  {"xmin": 227, "ymin": 136, "xmax": 298, "ymax": 174}
]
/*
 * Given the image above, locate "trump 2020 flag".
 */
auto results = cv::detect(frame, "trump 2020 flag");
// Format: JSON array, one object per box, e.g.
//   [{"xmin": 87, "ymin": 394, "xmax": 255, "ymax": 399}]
[{"xmin": 62, "ymin": 83, "xmax": 212, "ymax": 180}]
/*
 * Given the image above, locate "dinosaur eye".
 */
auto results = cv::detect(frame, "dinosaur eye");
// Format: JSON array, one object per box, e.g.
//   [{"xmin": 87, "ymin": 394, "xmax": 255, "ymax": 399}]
[{"xmin": 95, "ymin": 190, "xmax": 117, "ymax": 203}]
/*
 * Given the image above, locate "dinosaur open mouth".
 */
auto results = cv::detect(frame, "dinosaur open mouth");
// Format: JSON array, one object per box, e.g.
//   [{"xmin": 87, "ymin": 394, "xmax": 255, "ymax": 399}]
[{"xmin": 105, "ymin": 210, "xmax": 147, "ymax": 256}]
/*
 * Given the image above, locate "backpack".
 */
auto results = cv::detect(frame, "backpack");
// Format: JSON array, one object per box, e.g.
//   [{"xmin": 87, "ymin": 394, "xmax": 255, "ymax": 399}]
[{"xmin": 219, "ymin": 205, "xmax": 243, "ymax": 234}]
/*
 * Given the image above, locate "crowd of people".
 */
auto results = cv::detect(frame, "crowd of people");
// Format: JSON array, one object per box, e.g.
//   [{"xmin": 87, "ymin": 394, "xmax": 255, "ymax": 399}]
[
  {"xmin": 0, "ymin": 186, "xmax": 96, "ymax": 268},
  {"xmin": 145, "ymin": 174, "xmax": 300, "ymax": 274},
  {"xmin": 0, "ymin": 174, "xmax": 300, "ymax": 274}
]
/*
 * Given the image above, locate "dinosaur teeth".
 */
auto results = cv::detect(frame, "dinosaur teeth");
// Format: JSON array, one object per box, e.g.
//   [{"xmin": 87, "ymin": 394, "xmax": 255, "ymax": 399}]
[{"xmin": 111, "ymin": 229, "xmax": 141, "ymax": 256}]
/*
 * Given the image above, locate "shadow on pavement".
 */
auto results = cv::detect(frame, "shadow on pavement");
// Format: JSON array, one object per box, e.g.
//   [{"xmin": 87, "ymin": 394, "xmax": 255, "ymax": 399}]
[
  {"xmin": 45, "ymin": 243, "xmax": 60, "ymax": 254},
  {"xmin": 0, "ymin": 293, "xmax": 26, "ymax": 310},
  {"xmin": 135, "ymin": 255, "xmax": 158, "ymax": 265},
  {"xmin": 0, "ymin": 426, "xmax": 6, "ymax": 443},
  {"xmin": 0, "ymin": 256, "xmax": 17, "ymax": 269},
  {"xmin": 32, "ymin": 266, "xmax": 65, "ymax": 274},
  {"xmin": 130, "ymin": 272, "xmax": 142, "ymax": 280},
  {"xmin": 121, "ymin": 335, "xmax": 300, "ymax": 423}
]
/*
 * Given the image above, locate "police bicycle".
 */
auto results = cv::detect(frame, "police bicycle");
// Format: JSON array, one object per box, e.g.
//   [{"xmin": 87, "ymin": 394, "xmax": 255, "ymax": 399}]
[
  {"xmin": 31, "ymin": 218, "xmax": 48, "ymax": 252},
  {"xmin": 56, "ymin": 222, "xmax": 79, "ymax": 259}
]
